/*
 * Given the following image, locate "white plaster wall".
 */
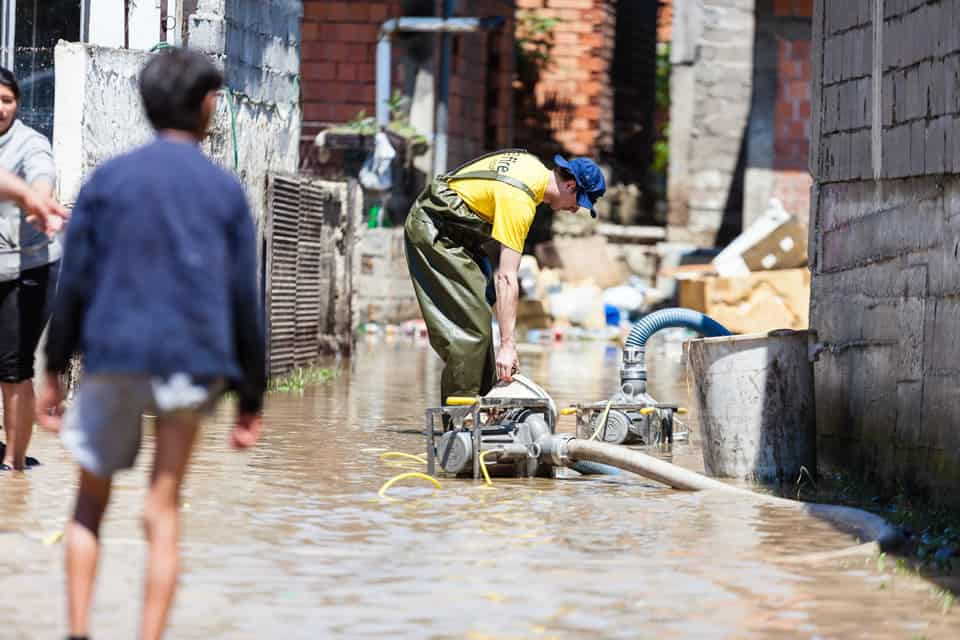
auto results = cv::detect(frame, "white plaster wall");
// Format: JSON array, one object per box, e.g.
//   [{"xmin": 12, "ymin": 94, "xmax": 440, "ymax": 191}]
[{"xmin": 53, "ymin": 41, "xmax": 299, "ymax": 228}]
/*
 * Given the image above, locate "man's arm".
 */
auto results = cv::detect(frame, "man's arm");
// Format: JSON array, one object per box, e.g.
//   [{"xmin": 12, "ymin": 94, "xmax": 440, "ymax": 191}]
[
  {"xmin": 0, "ymin": 171, "xmax": 66, "ymax": 235},
  {"xmin": 228, "ymin": 187, "xmax": 266, "ymax": 447},
  {"xmin": 20, "ymin": 136, "xmax": 67, "ymax": 234},
  {"xmin": 494, "ymin": 245, "xmax": 522, "ymax": 383}
]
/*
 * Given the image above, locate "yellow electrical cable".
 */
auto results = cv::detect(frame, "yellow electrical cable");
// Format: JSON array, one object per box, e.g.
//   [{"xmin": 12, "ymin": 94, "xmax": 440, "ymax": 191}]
[
  {"xmin": 378, "ymin": 472, "xmax": 442, "ymax": 498},
  {"xmin": 589, "ymin": 399, "xmax": 614, "ymax": 441},
  {"xmin": 478, "ymin": 449, "xmax": 498, "ymax": 487},
  {"xmin": 379, "ymin": 451, "xmax": 427, "ymax": 464}
]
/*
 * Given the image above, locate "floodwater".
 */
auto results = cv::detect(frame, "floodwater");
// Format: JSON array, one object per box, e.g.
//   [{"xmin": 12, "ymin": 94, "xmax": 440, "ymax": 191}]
[{"xmin": 2, "ymin": 334, "xmax": 959, "ymax": 639}]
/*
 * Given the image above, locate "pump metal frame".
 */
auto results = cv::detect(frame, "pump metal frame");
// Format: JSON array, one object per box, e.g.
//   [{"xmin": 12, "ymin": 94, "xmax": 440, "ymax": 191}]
[
  {"xmin": 424, "ymin": 397, "xmax": 555, "ymax": 479},
  {"xmin": 568, "ymin": 401, "xmax": 681, "ymax": 443}
]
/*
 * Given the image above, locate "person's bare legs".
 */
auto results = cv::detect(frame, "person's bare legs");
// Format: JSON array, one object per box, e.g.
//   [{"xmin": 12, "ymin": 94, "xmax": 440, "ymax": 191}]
[
  {"xmin": 2, "ymin": 379, "xmax": 35, "ymax": 469},
  {"xmin": 66, "ymin": 469, "xmax": 112, "ymax": 637},
  {"xmin": 141, "ymin": 414, "xmax": 199, "ymax": 640}
]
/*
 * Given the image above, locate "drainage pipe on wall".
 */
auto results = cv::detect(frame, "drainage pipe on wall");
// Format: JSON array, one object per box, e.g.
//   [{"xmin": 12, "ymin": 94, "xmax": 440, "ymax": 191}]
[{"xmin": 376, "ymin": 16, "xmax": 505, "ymax": 166}]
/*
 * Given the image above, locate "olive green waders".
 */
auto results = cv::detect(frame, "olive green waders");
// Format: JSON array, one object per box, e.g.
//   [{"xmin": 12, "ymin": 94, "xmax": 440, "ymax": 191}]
[{"xmin": 403, "ymin": 157, "xmax": 537, "ymax": 403}]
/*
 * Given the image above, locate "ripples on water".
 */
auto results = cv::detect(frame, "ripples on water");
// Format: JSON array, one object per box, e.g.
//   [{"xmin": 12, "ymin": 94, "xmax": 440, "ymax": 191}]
[{"xmin": 1, "ymin": 336, "xmax": 957, "ymax": 638}]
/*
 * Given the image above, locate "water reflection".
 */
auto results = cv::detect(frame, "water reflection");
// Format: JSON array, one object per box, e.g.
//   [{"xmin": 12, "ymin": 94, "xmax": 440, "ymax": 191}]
[{"xmin": 1, "ymin": 336, "xmax": 957, "ymax": 639}]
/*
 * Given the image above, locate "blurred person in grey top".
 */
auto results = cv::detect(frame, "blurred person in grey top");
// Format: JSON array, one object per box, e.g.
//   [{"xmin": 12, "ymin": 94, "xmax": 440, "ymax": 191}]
[
  {"xmin": 0, "ymin": 66, "xmax": 61, "ymax": 472},
  {"xmin": 0, "ymin": 102, "xmax": 59, "ymax": 278}
]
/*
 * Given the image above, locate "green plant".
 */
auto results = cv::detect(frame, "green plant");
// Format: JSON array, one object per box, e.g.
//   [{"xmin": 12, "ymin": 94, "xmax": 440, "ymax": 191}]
[
  {"xmin": 648, "ymin": 43, "xmax": 671, "ymax": 183},
  {"xmin": 269, "ymin": 367, "xmax": 336, "ymax": 393},
  {"xmin": 342, "ymin": 110, "xmax": 377, "ymax": 136},
  {"xmin": 515, "ymin": 11, "xmax": 559, "ymax": 89}
]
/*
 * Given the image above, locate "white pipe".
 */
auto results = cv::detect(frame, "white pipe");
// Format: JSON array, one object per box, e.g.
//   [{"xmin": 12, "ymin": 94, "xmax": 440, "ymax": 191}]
[
  {"xmin": 565, "ymin": 439, "xmax": 902, "ymax": 553},
  {"xmin": 375, "ymin": 17, "xmax": 504, "ymax": 129}
]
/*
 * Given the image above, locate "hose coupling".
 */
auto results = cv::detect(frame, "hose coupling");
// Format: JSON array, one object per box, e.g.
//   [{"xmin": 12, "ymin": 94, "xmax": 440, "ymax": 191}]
[{"xmin": 539, "ymin": 433, "xmax": 574, "ymax": 467}]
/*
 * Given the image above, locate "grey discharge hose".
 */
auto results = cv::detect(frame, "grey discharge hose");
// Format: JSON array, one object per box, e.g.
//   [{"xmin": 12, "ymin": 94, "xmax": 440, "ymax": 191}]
[{"xmin": 564, "ymin": 439, "xmax": 901, "ymax": 556}]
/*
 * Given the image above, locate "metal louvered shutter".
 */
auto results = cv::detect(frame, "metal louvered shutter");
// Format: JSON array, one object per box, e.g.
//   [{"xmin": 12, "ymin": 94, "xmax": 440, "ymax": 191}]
[
  {"xmin": 266, "ymin": 176, "xmax": 301, "ymax": 378},
  {"xmin": 266, "ymin": 174, "xmax": 354, "ymax": 379},
  {"xmin": 296, "ymin": 182, "xmax": 326, "ymax": 368}
]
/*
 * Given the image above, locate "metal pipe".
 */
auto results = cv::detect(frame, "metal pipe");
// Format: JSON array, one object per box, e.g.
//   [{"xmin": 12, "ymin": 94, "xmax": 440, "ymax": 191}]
[
  {"xmin": 375, "ymin": 16, "xmax": 505, "ymax": 130},
  {"xmin": 124, "ymin": 0, "xmax": 130, "ymax": 49},
  {"xmin": 433, "ymin": 0, "xmax": 455, "ymax": 176}
]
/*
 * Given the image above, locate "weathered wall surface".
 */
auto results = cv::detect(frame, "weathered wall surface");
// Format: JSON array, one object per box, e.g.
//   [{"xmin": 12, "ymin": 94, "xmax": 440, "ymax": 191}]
[
  {"xmin": 810, "ymin": 0, "xmax": 960, "ymax": 501},
  {"xmin": 355, "ymin": 228, "xmax": 420, "ymax": 325},
  {"xmin": 668, "ymin": 0, "xmax": 755, "ymax": 246},
  {"xmin": 670, "ymin": 0, "xmax": 813, "ymax": 243},
  {"xmin": 54, "ymin": 0, "xmax": 301, "ymax": 230}
]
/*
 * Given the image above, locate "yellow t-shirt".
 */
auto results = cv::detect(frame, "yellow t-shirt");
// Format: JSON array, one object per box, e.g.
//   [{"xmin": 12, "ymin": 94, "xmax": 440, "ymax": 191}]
[{"xmin": 446, "ymin": 151, "xmax": 550, "ymax": 253}]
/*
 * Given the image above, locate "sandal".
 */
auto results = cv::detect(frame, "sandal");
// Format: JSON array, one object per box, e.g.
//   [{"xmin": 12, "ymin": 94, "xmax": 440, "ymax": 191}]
[{"xmin": 0, "ymin": 442, "xmax": 40, "ymax": 467}]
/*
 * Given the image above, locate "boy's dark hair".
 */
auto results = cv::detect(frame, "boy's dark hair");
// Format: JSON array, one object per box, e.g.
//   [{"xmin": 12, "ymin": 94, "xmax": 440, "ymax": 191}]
[
  {"xmin": 0, "ymin": 68, "xmax": 20, "ymax": 100},
  {"xmin": 556, "ymin": 166, "xmax": 575, "ymax": 183},
  {"xmin": 139, "ymin": 48, "xmax": 223, "ymax": 132}
]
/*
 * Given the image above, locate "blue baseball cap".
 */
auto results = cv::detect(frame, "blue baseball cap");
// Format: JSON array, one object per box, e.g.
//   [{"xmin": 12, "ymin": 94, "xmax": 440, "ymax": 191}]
[{"xmin": 554, "ymin": 154, "xmax": 606, "ymax": 218}]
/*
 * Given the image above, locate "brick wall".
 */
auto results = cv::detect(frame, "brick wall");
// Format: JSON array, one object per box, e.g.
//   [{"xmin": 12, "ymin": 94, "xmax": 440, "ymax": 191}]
[
  {"xmin": 810, "ymin": 0, "xmax": 960, "ymax": 502},
  {"xmin": 773, "ymin": 36, "xmax": 813, "ymax": 217},
  {"xmin": 658, "ymin": 0, "xmax": 673, "ymax": 42},
  {"xmin": 300, "ymin": 0, "xmax": 514, "ymax": 170},
  {"xmin": 515, "ymin": 0, "xmax": 616, "ymax": 158}
]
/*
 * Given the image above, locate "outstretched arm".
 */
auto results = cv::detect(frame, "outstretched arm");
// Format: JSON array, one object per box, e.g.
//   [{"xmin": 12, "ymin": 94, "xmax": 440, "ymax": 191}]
[{"xmin": 0, "ymin": 170, "xmax": 67, "ymax": 235}]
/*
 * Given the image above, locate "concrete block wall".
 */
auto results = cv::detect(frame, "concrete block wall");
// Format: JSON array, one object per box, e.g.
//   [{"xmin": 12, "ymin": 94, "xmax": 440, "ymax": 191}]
[
  {"xmin": 668, "ymin": 0, "xmax": 756, "ymax": 246},
  {"xmin": 670, "ymin": 0, "xmax": 814, "ymax": 241},
  {"xmin": 355, "ymin": 228, "xmax": 420, "ymax": 325},
  {"xmin": 810, "ymin": 0, "xmax": 960, "ymax": 501},
  {"xmin": 299, "ymin": 0, "xmax": 515, "ymax": 171}
]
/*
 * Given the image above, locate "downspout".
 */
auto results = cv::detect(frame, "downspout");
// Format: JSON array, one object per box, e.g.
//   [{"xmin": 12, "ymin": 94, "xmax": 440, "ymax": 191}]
[
  {"xmin": 434, "ymin": 0, "xmax": 455, "ymax": 176},
  {"xmin": 375, "ymin": 17, "xmax": 505, "ymax": 139},
  {"xmin": 124, "ymin": 0, "xmax": 130, "ymax": 49}
]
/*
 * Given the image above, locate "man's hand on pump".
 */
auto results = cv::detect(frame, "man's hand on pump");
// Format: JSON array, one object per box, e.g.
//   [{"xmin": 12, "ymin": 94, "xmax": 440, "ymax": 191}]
[{"xmin": 496, "ymin": 339, "xmax": 519, "ymax": 383}]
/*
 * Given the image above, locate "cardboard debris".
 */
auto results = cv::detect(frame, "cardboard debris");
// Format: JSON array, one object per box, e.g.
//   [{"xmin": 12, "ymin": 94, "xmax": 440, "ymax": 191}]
[
  {"xmin": 678, "ymin": 268, "xmax": 810, "ymax": 334},
  {"xmin": 548, "ymin": 236, "xmax": 630, "ymax": 289},
  {"xmin": 712, "ymin": 199, "xmax": 808, "ymax": 277}
]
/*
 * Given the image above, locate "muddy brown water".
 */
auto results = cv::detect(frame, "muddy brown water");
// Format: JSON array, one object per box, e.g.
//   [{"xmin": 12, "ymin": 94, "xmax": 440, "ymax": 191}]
[{"xmin": 1, "ymin": 335, "xmax": 958, "ymax": 638}]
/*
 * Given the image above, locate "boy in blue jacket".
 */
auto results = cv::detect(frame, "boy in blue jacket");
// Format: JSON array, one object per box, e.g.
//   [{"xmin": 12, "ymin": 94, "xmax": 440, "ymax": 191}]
[{"xmin": 37, "ymin": 48, "xmax": 266, "ymax": 640}]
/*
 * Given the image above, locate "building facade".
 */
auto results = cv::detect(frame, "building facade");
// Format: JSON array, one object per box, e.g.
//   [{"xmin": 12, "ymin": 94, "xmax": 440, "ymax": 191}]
[{"xmin": 810, "ymin": 0, "xmax": 960, "ymax": 502}]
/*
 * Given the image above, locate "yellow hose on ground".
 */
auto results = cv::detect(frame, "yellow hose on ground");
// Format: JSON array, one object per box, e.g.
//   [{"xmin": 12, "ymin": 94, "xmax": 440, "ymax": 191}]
[
  {"xmin": 378, "ymin": 472, "xmax": 442, "ymax": 498},
  {"xmin": 379, "ymin": 451, "xmax": 427, "ymax": 464},
  {"xmin": 478, "ymin": 449, "xmax": 498, "ymax": 487}
]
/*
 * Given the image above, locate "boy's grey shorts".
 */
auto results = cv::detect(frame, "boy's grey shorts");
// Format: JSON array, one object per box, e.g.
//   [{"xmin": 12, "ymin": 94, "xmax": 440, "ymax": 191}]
[{"xmin": 61, "ymin": 373, "xmax": 225, "ymax": 477}]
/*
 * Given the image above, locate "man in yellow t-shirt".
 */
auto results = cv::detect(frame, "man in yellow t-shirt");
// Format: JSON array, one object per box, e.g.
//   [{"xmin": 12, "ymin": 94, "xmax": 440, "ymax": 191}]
[{"xmin": 404, "ymin": 149, "xmax": 606, "ymax": 403}]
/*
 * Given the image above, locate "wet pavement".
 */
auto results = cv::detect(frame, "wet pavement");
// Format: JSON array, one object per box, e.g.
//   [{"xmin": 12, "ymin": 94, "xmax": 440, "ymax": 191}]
[{"xmin": 2, "ymin": 334, "xmax": 959, "ymax": 639}]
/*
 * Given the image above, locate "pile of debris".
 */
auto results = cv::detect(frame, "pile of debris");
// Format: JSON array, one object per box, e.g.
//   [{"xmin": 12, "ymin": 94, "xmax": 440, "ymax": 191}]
[
  {"xmin": 355, "ymin": 199, "xmax": 810, "ymax": 343},
  {"xmin": 514, "ymin": 199, "xmax": 809, "ymax": 341},
  {"xmin": 670, "ymin": 200, "xmax": 809, "ymax": 335}
]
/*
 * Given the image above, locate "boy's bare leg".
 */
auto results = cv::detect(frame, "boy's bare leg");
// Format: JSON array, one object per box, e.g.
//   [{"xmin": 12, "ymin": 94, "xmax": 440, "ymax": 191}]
[
  {"xmin": 67, "ymin": 469, "xmax": 112, "ymax": 637},
  {"xmin": 2, "ymin": 380, "xmax": 35, "ymax": 469},
  {"xmin": 141, "ymin": 414, "xmax": 199, "ymax": 640}
]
